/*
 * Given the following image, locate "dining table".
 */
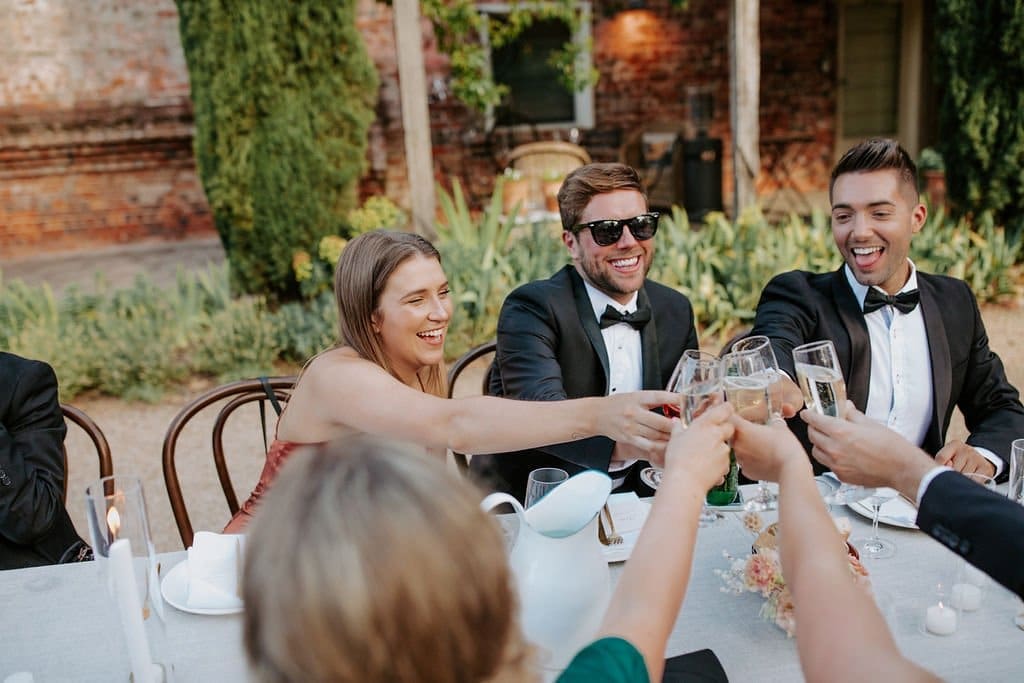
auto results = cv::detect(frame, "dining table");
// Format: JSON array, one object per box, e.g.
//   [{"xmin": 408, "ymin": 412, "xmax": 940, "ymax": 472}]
[{"xmin": 1, "ymin": 495, "xmax": 1021, "ymax": 682}]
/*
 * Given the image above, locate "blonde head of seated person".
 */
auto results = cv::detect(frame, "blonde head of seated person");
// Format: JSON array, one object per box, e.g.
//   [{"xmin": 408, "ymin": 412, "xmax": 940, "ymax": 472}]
[{"xmin": 242, "ymin": 436, "xmax": 534, "ymax": 683}]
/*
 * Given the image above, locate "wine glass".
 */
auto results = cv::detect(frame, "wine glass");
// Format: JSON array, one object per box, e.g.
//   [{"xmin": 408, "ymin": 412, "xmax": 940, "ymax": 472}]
[
  {"xmin": 851, "ymin": 487, "xmax": 898, "ymax": 559},
  {"xmin": 792, "ymin": 340, "xmax": 872, "ymax": 505},
  {"xmin": 641, "ymin": 350, "xmax": 724, "ymax": 525},
  {"xmin": 525, "ymin": 467, "xmax": 569, "ymax": 508},
  {"xmin": 729, "ymin": 336, "xmax": 783, "ymax": 510},
  {"xmin": 1007, "ymin": 439, "xmax": 1024, "ymax": 628}
]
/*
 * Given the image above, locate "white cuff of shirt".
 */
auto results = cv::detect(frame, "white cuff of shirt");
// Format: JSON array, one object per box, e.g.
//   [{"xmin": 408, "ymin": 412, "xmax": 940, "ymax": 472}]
[
  {"xmin": 916, "ymin": 465, "xmax": 953, "ymax": 506},
  {"xmin": 973, "ymin": 446, "xmax": 1004, "ymax": 478}
]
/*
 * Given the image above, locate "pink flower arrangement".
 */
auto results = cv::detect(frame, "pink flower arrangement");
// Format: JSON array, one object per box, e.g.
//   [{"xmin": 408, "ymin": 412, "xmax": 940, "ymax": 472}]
[{"xmin": 716, "ymin": 514, "xmax": 870, "ymax": 637}]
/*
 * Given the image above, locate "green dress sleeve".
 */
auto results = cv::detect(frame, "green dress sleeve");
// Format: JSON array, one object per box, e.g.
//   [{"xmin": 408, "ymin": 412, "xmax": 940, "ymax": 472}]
[{"xmin": 555, "ymin": 636, "xmax": 649, "ymax": 683}]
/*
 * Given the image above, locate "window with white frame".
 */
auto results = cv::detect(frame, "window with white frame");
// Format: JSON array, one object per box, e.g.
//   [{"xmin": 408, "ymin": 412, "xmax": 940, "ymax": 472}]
[{"xmin": 479, "ymin": 2, "xmax": 594, "ymax": 130}]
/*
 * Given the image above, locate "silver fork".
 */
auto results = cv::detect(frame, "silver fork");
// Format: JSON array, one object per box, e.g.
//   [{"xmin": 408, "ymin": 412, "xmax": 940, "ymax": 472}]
[{"xmin": 598, "ymin": 503, "xmax": 624, "ymax": 545}]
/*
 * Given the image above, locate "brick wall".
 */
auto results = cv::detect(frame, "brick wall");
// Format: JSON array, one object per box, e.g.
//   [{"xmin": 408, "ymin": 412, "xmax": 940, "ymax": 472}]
[
  {"xmin": 0, "ymin": 0, "xmax": 211, "ymax": 257},
  {"xmin": 0, "ymin": 0, "xmax": 837, "ymax": 257}
]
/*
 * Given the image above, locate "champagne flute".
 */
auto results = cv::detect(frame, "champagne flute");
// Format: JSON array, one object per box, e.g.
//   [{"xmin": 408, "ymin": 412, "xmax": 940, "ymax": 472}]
[
  {"xmin": 792, "ymin": 340, "xmax": 872, "ymax": 505},
  {"xmin": 851, "ymin": 487, "xmax": 898, "ymax": 559},
  {"xmin": 730, "ymin": 336, "xmax": 783, "ymax": 510},
  {"xmin": 641, "ymin": 350, "xmax": 725, "ymax": 525}
]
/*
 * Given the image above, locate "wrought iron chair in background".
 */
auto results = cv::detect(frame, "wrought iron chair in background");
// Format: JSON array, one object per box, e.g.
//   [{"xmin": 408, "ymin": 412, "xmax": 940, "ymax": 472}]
[
  {"xmin": 446, "ymin": 341, "xmax": 498, "ymax": 475},
  {"xmin": 60, "ymin": 403, "xmax": 113, "ymax": 502},
  {"xmin": 162, "ymin": 376, "xmax": 296, "ymax": 548}
]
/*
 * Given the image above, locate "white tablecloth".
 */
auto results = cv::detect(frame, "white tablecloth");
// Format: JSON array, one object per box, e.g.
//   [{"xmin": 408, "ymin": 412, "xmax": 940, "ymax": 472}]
[{"xmin": 0, "ymin": 506, "xmax": 1021, "ymax": 681}]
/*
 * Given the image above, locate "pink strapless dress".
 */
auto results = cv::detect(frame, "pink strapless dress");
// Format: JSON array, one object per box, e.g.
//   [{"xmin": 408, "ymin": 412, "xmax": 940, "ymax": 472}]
[{"xmin": 224, "ymin": 439, "xmax": 308, "ymax": 533}]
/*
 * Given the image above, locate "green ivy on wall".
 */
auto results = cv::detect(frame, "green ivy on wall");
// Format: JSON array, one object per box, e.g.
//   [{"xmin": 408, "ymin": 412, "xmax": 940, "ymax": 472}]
[
  {"xmin": 934, "ymin": 0, "xmax": 1024, "ymax": 240},
  {"xmin": 420, "ymin": 0, "xmax": 596, "ymax": 113}
]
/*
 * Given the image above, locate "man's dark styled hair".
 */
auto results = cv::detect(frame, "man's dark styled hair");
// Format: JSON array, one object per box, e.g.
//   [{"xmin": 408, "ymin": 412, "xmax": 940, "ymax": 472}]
[
  {"xmin": 829, "ymin": 138, "xmax": 919, "ymax": 204},
  {"xmin": 557, "ymin": 162, "xmax": 647, "ymax": 232}
]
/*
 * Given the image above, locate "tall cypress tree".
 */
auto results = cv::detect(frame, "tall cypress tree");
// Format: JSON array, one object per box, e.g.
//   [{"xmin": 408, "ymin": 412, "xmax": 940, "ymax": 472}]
[
  {"xmin": 935, "ymin": 0, "xmax": 1024, "ymax": 239},
  {"xmin": 176, "ymin": 1, "xmax": 379, "ymax": 299}
]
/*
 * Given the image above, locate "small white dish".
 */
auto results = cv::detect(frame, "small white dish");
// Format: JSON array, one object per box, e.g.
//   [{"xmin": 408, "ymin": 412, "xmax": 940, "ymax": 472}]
[{"xmin": 160, "ymin": 560, "xmax": 244, "ymax": 616}]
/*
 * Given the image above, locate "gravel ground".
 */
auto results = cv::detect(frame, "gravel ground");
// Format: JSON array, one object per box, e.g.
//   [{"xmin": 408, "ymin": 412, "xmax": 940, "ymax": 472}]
[{"xmin": 63, "ymin": 302, "xmax": 1024, "ymax": 554}]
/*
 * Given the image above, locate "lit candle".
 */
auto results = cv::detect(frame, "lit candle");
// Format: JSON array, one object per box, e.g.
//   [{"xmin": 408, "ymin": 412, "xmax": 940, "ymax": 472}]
[
  {"xmin": 925, "ymin": 602, "xmax": 958, "ymax": 635},
  {"xmin": 949, "ymin": 582, "xmax": 982, "ymax": 611},
  {"xmin": 962, "ymin": 564, "xmax": 988, "ymax": 587},
  {"xmin": 109, "ymin": 538, "xmax": 157, "ymax": 683}
]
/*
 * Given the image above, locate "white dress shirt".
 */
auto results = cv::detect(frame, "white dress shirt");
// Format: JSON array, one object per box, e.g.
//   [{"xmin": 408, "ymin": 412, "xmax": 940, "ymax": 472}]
[
  {"xmin": 845, "ymin": 263, "xmax": 1002, "ymax": 475},
  {"xmin": 583, "ymin": 281, "xmax": 643, "ymax": 481}
]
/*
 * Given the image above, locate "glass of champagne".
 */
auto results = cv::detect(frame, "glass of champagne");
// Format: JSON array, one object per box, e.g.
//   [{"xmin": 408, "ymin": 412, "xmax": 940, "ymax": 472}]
[
  {"xmin": 730, "ymin": 336, "xmax": 783, "ymax": 510},
  {"xmin": 792, "ymin": 340, "xmax": 872, "ymax": 505},
  {"xmin": 641, "ymin": 350, "xmax": 726, "ymax": 525}
]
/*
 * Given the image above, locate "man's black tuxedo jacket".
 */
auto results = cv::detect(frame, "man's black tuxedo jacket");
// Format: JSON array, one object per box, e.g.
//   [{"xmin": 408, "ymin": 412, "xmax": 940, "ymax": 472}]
[
  {"xmin": 471, "ymin": 266, "xmax": 697, "ymax": 500},
  {"xmin": 918, "ymin": 470, "xmax": 1024, "ymax": 599},
  {"xmin": 0, "ymin": 352, "xmax": 84, "ymax": 570},
  {"xmin": 751, "ymin": 268, "xmax": 1024, "ymax": 473}
]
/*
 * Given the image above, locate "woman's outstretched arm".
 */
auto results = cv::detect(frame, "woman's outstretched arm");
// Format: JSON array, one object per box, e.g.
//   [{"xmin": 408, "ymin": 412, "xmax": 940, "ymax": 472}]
[
  {"xmin": 597, "ymin": 402, "xmax": 734, "ymax": 681},
  {"xmin": 287, "ymin": 351, "xmax": 678, "ymax": 456}
]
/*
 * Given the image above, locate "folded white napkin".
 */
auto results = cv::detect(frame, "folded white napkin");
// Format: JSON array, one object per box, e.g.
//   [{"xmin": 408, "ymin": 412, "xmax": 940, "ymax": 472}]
[
  {"xmin": 606, "ymin": 492, "xmax": 650, "ymax": 534},
  {"xmin": 603, "ymin": 492, "xmax": 652, "ymax": 563},
  {"xmin": 186, "ymin": 531, "xmax": 244, "ymax": 610}
]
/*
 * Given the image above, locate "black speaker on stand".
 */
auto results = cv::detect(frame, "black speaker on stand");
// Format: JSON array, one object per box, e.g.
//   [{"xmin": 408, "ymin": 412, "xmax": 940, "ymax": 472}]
[{"xmin": 682, "ymin": 87, "xmax": 723, "ymax": 223}]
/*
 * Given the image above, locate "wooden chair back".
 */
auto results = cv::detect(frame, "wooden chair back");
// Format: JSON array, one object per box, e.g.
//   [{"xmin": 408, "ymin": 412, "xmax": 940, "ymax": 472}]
[
  {"xmin": 162, "ymin": 376, "xmax": 296, "ymax": 548},
  {"xmin": 508, "ymin": 141, "xmax": 591, "ymax": 178},
  {"xmin": 60, "ymin": 404, "xmax": 113, "ymax": 502},
  {"xmin": 446, "ymin": 341, "xmax": 498, "ymax": 474}
]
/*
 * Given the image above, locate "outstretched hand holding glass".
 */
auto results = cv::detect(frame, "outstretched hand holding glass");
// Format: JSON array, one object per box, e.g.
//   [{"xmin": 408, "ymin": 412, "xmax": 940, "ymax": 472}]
[
  {"xmin": 641, "ymin": 350, "xmax": 725, "ymax": 525},
  {"xmin": 793, "ymin": 340, "xmax": 872, "ymax": 505}
]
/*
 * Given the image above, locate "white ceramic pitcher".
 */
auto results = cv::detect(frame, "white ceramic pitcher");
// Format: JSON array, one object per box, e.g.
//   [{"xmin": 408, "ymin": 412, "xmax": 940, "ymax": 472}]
[{"xmin": 481, "ymin": 470, "xmax": 612, "ymax": 671}]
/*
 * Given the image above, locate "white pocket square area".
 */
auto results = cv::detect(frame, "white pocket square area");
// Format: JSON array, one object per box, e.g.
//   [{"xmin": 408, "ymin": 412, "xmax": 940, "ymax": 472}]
[{"xmin": 185, "ymin": 531, "xmax": 244, "ymax": 610}]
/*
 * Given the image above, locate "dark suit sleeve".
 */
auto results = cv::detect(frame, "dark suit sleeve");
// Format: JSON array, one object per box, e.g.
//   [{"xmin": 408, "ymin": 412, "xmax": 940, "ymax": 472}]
[
  {"xmin": 953, "ymin": 285, "xmax": 1024, "ymax": 468},
  {"xmin": 750, "ymin": 272, "xmax": 818, "ymax": 379},
  {"xmin": 0, "ymin": 359, "xmax": 69, "ymax": 545},
  {"xmin": 492, "ymin": 285, "xmax": 615, "ymax": 469},
  {"xmin": 917, "ymin": 470, "xmax": 1024, "ymax": 599}
]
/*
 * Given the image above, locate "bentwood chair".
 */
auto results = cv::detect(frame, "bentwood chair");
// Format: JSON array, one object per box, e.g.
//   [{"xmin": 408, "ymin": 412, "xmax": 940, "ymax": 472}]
[
  {"xmin": 446, "ymin": 340, "xmax": 498, "ymax": 474},
  {"xmin": 162, "ymin": 376, "xmax": 296, "ymax": 548},
  {"xmin": 60, "ymin": 404, "xmax": 113, "ymax": 502},
  {"xmin": 508, "ymin": 141, "xmax": 591, "ymax": 179}
]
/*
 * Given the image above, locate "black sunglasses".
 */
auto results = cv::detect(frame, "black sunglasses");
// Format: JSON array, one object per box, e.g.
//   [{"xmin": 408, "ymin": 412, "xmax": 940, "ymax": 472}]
[{"xmin": 572, "ymin": 212, "xmax": 660, "ymax": 247}]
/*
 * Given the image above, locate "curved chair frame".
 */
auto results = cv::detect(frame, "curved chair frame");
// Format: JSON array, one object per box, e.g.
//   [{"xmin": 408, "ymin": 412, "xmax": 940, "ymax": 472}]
[
  {"xmin": 60, "ymin": 403, "xmax": 114, "ymax": 502},
  {"xmin": 162, "ymin": 376, "xmax": 296, "ymax": 548},
  {"xmin": 446, "ymin": 340, "xmax": 498, "ymax": 474}
]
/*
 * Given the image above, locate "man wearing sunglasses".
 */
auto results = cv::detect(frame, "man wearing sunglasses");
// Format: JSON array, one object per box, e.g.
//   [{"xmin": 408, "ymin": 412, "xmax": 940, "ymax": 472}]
[{"xmin": 472, "ymin": 163, "xmax": 698, "ymax": 501}]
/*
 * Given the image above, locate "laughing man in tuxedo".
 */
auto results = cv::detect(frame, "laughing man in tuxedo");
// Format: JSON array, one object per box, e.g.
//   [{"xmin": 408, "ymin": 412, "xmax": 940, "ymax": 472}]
[
  {"xmin": 751, "ymin": 138, "xmax": 1024, "ymax": 478},
  {"xmin": 471, "ymin": 163, "xmax": 697, "ymax": 500}
]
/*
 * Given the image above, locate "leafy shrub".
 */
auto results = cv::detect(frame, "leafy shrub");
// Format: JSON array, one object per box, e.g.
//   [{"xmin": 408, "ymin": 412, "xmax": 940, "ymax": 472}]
[
  {"xmin": 275, "ymin": 291, "xmax": 338, "ymax": 363},
  {"xmin": 176, "ymin": 0, "xmax": 378, "ymax": 301},
  {"xmin": 2, "ymin": 187, "xmax": 1019, "ymax": 401}
]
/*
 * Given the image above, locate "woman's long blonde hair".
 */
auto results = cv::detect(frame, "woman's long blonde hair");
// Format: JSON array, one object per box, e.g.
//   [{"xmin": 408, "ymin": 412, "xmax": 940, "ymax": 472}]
[
  {"xmin": 243, "ymin": 436, "xmax": 534, "ymax": 683},
  {"xmin": 333, "ymin": 229, "xmax": 447, "ymax": 396}
]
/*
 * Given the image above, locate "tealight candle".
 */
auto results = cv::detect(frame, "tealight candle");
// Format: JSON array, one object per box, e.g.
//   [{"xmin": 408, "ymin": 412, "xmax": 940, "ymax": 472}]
[
  {"xmin": 962, "ymin": 564, "xmax": 988, "ymax": 587},
  {"xmin": 949, "ymin": 582, "xmax": 982, "ymax": 611},
  {"xmin": 925, "ymin": 602, "xmax": 958, "ymax": 635}
]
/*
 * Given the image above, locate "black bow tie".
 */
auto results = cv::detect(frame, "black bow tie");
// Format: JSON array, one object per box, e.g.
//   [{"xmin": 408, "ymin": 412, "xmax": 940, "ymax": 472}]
[
  {"xmin": 863, "ymin": 288, "xmax": 920, "ymax": 315},
  {"xmin": 599, "ymin": 305, "xmax": 651, "ymax": 330}
]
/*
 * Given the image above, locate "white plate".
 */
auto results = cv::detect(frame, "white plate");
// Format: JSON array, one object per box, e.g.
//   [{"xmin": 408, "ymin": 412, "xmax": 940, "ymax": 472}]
[
  {"xmin": 848, "ymin": 490, "xmax": 919, "ymax": 529},
  {"xmin": 160, "ymin": 560, "xmax": 244, "ymax": 616}
]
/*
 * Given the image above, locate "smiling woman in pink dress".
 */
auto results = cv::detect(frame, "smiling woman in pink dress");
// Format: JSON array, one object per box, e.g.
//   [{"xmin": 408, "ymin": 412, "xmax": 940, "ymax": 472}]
[{"xmin": 225, "ymin": 229, "xmax": 676, "ymax": 532}]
